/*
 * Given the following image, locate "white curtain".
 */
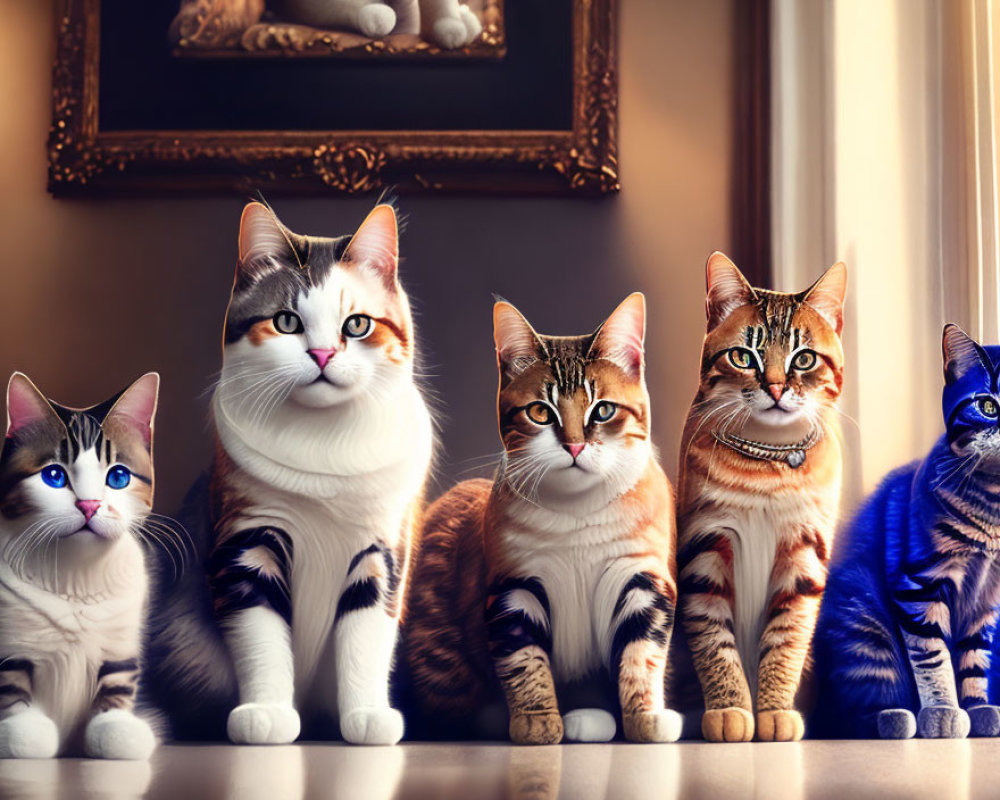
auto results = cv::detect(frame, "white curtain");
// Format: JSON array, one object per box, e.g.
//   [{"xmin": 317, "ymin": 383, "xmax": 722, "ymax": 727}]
[{"xmin": 771, "ymin": 0, "xmax": 1000, "ymax": 507}]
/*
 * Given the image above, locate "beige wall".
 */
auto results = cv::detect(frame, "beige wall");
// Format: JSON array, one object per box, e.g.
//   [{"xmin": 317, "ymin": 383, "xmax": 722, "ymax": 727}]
[{"xmin": 0, "ymin": 0, "xmax": 734, "ymax": 511}]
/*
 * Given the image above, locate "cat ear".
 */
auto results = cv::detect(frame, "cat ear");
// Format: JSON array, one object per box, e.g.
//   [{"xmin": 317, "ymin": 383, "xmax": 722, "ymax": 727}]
[
  {"xmin": 237, "ymin": 202, "xmax": 298, "ymax": 278},
  {"xmin": 342, "ymin": 205, "xmax": 399, "ymax": 286},
  {"xmin": 803, "ymin": 262, "xmax": 848, "ymax": 335},
  {"xmin": 589, "ymin": 293, "xmax": 646, "ymax": 378},
  {"xmin": 6, "ymin": 373, "xmax": 60, "ymax": 437},
  {"xmin": 706, "ymin": 252, "xmax": 756, "ymax": 330},
  {"xmin": 493, "ymin": 300, "xmax": 546, "ymax": 378},
  {"xmin": 942, "ymin": 324, "xmax": 988, "ymax": 384},
  {"xmin": 104, "ymin": 373, "xmax": 160, "ymax": 448}
]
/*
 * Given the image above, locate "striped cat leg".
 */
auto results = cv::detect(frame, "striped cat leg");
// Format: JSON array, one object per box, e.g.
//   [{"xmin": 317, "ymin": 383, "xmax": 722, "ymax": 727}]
[
  {"xmin": 333, "ymin": 542, "xmax": 405, "ymax": 745},
  {"xmin": 893, "ymin": 575, "xmax": 970, "ymax": 739},
  {"xmin": 678, "ymin": 529, "xmax": 754, "ymax": 742},
  {"xmin": 486, "ymin": 577, "xmax": 562, "ymax": 745},
  {"xmin": 0, "ymin": 659, "xmax": 57, "ymax": 758},
  {"xmin": 84, "ymin": 658, "xmax": 156, "ymax": 760},
  {"xmin": 606, "ymin": 571, "xmax": 681, "ymax": 743},
  {"xmin": 955, "ymin": 608, "xmax": 1000, "ymax": 736},
  {"xmin": 209, "ymin": 526, "xmax": 300, "ymax": 745},
  {"xmin": 755, "ymin": 533, "xmax": 827, "ymax": 741}
]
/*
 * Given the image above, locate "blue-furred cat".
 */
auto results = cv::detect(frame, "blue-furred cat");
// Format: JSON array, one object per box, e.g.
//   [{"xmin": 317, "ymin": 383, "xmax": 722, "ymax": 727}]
[{"xmin": 814, "ymin": 324, "xmax": 1000, "ymax": 739}]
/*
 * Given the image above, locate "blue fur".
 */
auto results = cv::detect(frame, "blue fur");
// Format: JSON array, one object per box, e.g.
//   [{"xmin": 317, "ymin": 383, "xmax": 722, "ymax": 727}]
[{"xmin": 813, "ymin": 339, "xmax": 1000, "ymax": 738}]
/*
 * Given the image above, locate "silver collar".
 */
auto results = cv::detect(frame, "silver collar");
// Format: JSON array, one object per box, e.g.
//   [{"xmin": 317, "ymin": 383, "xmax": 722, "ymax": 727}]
[{"xmin": 713, "ymin": 424, "xmax": 823, "ymax": 469}]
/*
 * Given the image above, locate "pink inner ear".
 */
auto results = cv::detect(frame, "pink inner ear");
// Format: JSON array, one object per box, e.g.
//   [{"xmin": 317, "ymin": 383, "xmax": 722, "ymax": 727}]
[
  {"xmin": 107, "ymin": 374, "xmax": 159, "ymax": 443},
  {"xmin": 343, "ymin": 205, "xmax": 399, "ymax": 279},
  {"xmin": 6, "ymin": 375, "xmax": 55, "ymax": 436},
  {"xmin": 593, "ymin": 295, "xmax": 646, "ymax": 375}
]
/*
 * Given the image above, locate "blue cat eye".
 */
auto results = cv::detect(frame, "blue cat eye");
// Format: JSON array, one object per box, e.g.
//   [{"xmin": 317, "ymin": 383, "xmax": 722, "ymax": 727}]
[
  {"xmin": 40, "ymin": 464, "xmax": 68, "ymax": 489},
  {"xmin": 106, "ymin": 465, "xmax": 132, "ymax": 490}
]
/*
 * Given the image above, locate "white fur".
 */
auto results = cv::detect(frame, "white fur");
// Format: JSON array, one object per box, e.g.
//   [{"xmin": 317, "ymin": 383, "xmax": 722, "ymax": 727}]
[
  {"xmin": 215, "ymin": 265, "xmax": 433, "ymax": 746},
  {"xmin": 0, "ymin": 708, "xmax": 58, "ymax": 758},
  {"xmin": 84, "ymin": 710, "xmax": 155, "ymax": 760},
  {"xmin": 562, "ymin": 708, "xmax": 616, "ymax": 743}
]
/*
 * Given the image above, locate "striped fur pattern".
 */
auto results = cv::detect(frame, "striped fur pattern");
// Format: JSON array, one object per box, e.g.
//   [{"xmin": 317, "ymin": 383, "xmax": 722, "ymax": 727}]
[
  {"xmin": 677, "ymin": 253, "xmax": 846, "ymax": 742},
  {"xmin": 404, "ymin": 295, "xmax": 681, "ymax": 744},
  {"xmin": 147, "ymin": 202, "xmax": 433, "ymax": 746},
  {"xmin": 0, "ymin": 373, "xmax": 160, "ymax": 758},
  {"xmin": 815, "ymin": 325, "xmax": 1000, "ymax": 739}
]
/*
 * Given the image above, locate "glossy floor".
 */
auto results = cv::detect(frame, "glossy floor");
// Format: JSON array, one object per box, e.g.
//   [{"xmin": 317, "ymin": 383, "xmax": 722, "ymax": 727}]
[{"xmin": 0, "ymin": 740, "xmax": 993, "ymax": 800}]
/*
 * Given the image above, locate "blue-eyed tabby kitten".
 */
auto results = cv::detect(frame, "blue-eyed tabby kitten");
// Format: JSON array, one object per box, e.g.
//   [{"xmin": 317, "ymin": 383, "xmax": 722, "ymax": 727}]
[{"xmin": 0, "ymin": 373, "xmax": 159, "ymax": 758}]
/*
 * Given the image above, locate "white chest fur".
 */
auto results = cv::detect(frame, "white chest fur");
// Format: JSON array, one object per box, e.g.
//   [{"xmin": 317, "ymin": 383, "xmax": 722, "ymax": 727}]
[{"xmin": 0, "ymin": 539, "xmax": 147, "ymax": 741}]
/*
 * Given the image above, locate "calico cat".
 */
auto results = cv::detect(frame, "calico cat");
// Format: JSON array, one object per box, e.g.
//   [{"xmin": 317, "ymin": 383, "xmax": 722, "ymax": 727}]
[
  {"xmin": 677, "ymin": 253, "xmax": 846, "ymax": 742},
  {"xmin": 0, "ymin": 373, "xmax": 160, "ymax": 759},
  {"xmin": 814, "ymin": 325, "xmax": 1000, "ymax": 739},
  {"xmin": 274, "ymin": 0, "xmax": 482, "ymax": 48},
  {"xmin": 147, "ymin": 202, "xmax": 433, "ymax": 746},
  {"xmin": 403, "ymin": 295, "xmax": 681, "ymax": 745}
]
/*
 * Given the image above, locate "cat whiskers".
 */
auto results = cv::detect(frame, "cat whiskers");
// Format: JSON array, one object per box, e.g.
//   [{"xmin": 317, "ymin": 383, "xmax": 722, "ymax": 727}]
[{"xmin": 134, "ymin": 514, "xmax": 194, "ymax": 581}]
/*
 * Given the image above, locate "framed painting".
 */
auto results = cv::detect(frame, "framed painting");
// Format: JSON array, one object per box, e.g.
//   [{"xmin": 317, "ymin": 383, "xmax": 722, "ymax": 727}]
[{"xmin": 48, "ymin": 0, "xmax": 618, "ymax": 195}]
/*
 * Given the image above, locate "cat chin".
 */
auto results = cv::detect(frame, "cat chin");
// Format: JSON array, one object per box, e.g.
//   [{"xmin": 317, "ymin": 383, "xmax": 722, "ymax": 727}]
[
  {"xmin": 289, "ymin": 379, "xmax": 363, "ymax": 408},
  {"xmin": 749, "ymin": 406, "xmax": 806, "ymax": 428}
]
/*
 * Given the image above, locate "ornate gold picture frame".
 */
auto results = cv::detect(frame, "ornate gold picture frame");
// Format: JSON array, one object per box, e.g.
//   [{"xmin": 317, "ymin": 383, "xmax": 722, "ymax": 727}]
[{"xmin": 48, "ymin": 0, "xmax": 618, "ymax": 195}]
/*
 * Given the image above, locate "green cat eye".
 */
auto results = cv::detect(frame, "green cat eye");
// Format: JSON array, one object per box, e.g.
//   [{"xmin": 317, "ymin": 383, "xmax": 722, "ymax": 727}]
[
  {"xmin": 590, "ymin": 401, "xmax": 617, "ymax": 423},
  {"xmin": 273, "ymin": 310, "xmax": 303, "ymax": 334},
  {"xmin": 792, "ymin": 349, "xmax": 818, "ymax": 371},
  {"xmin": 525, "ymin": 402, "xmax": 555, "ymax": 425},
  {"xmin": 727, "ymin": 348, "xmax": 755, "ymax": 370},
  {"xmin": 979, "ymin": 397, "xmax": 999, "ymax": 418},
  {"xmin": 343, "ymin": 314, "xmax": 374, "ymax": 339}
]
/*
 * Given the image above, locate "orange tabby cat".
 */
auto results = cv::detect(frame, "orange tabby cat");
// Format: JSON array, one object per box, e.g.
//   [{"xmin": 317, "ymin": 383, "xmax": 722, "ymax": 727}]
[
  {"xmin": 677, "ymin": 252, "xmax": 846, "ymax": 742},
  {"xmin": 404, "ymin": 295, "xmax": 680, "ymax": 744}
]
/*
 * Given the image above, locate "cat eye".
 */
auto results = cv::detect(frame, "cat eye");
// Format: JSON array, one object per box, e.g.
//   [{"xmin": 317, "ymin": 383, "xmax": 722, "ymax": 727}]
[
  {"xmin": 590, "ymin": 401, "xmax": 617, "ymax": 423},
  {"xmin": 791, "ymin": 350, "xmax": 818, "ymax": 371},
  {"xmin": 979, "ymin": 397, "xmax": 999, "ymax": 418},
  {"xmin": 40, "ymin": 464, "xmax": 68, "ymax": 489},
  {"xmin": 273, "ymin": 310, "xmax": 303, "ymax": 334},
  {"xmin": 343, "ymin": 314, "xmax": 374, "ymax": 339},
  {"xmin": 525, "ymin": 402, "xmax": 555, "ymax": 425},
  {"xmin": 727, "ymin": 348, "xmax": 756, "ymax": 370},
  {"xmin": 106, "ymin": 465, "xmax": 132, "ymax": 490}
]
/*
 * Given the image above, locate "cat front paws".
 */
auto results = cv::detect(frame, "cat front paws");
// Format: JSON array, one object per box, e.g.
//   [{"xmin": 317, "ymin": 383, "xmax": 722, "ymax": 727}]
[
  {"xmin": 340, "ymin": 707, "xmax": 403, "ymax": 745},
  {"xmin": 84, "ymin": 710, "xmax": 156, "ymax": 760},
  {"xmin": 968, "ymin": 704, "xmax": 1000, "ymax": 737},
  {"xmin": 458, "ymin": 5, "xmax": 483, "ymax": 41},
  {"xmin": 756, "ymin": 709, "xmax": 804, "ymax": 742},
  {"xmin": 357, "ymin": 4, "xmax": 396, "ymax": 38},
  {"xmin": 509, "ymin": 711, "xmax": 563, "ymax": 745},
  {"xmin": 623, "ymin": 709, "xmax": 683, "ymax": 743},
  {"xmin": 431, "ymin": 17, "xmax": 470, "ymax": 49},
  {"xmin": 917, "ymin": 706, "xmax": 970, "ymax": 739},
  {"xmin": 877, "ymin": 708, "xmax": 917, "ymax": 739},
  {"xmin": 227, "ymin": 703, "xmax": 300, "ymax": 745},
  {"xmin": 562, "ymin": 708, "xmax": 616, "ymax": 742},
  {"xmin": 701, "ymin": 707, "xmax": 754, "ymax": 742},
  {"xmin": 0, "ymin": 708, "xmax": 59, "ymax": 758}
]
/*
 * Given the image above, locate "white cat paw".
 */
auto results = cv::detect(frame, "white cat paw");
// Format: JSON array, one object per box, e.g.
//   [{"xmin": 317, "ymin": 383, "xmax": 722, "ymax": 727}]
[
  {"xmin": 624, "ymin": 709, "xmax": 683, "ymax": 743},
  {"xmin": 562, "ymin": 709, "xmax": 616, "ymax": 742},
  {"xmin": 84, "ymin": 710, "xmax": 156, "ymax": 760},
  {"xmin": 458, "ymin": 5, "xmax": 483, "ymax": 41},
  {"xmin": 340, "ymin": 707, "xmax": 404, "ymax": 745},
  {"xmin": 357, "ymin": 4, "xmax": 396, "ymax": 38},
  {"xmin": 0, "ymin": 708, "xmax": 59, "ymax": 759},
  {"xmin": 227, "ymin": 703, "xmax": 300, "ymax": 745},
  {"xmin": 432, "ymin": 17, "xmax": 470, "ymax": 49}
]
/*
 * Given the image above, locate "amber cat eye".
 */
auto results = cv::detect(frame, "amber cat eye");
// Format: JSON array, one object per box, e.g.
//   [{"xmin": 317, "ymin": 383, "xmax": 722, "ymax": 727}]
[
  {"xmin": 727, "ymin": 348, "xmax": 755, "ymax": 370},
  {"xmin": 979, "ymin": 396, "xmax": 999, "ymax": 418},
  {"xmin": 343, "ymin": 314, "xmax": 374, "ymax": 339},
  {"xmin": 525, "ymin": 402, "xmax": 555, "ymax": 425},
  {"xmin": 791, "ymin": 350, "xmax": 818, "ymax": 371}
]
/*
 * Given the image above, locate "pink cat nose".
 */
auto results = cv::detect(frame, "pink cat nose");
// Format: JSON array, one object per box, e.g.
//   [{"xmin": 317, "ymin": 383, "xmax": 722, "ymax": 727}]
[
  {"xmin": 768, "ymin": 383, "xmax": 786, "ymax": 402},
  {"xmin": 76, "ymin": 499, "xmax": 100, "ymax": 521},
  {"xmin": 564, "ymin": 443, "xmax": 586, "ymax": 459},
  {"xmin": 308, "ymin": 348, "xmax": 337, "ymax": 369}
]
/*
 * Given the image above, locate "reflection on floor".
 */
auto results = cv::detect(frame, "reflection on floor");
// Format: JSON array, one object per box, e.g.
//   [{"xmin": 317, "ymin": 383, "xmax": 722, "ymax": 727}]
[{"xmin": 0, "ymin": 739, "xmax": 993, "ymax": 800}]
